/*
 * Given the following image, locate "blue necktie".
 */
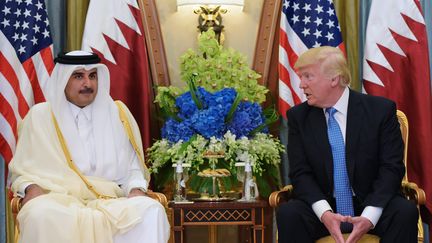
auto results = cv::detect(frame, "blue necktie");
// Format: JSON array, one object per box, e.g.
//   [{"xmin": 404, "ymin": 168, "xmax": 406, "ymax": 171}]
[{"xmin": 326, "ymin": 108, "xmax": 354, "ymax": 230}]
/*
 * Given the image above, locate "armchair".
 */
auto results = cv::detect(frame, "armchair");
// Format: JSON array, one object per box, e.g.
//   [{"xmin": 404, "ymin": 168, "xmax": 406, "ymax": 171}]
[{"xmin": 269, "ymin": 110, "xmax": 426, "ymax": 242}]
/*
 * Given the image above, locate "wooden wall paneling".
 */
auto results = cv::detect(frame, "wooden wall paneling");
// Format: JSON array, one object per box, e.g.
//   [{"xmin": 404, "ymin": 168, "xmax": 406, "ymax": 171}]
[
  {"xmin": 252, "ymin": 0, "xmax": 281, "ymax": 89},
  {"xmin": 265, "ymin": 18, "xmax": 281, "ymax": 110},
  {"xmin": 137, "ymin": 0, "xmax": 171, "ymax": 142},
  {"xmin": 138, "ymin": 0, "xmax": 171, "ymax": 87}
]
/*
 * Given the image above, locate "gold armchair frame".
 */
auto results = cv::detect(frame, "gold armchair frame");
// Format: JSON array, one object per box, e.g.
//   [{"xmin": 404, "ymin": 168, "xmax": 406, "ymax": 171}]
[{"xmin": 269, "ymin": 110, "xmax": 426, "ymax": 242}]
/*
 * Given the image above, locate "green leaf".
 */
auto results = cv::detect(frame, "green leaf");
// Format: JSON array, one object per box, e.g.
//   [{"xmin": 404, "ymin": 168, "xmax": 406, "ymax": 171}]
[
  {"xmin": 255, "ymin": 174, "xmax": 271, "ymax": 198},
  {"xmin": 187, "ymin": 73, "xmax": 203, "ymax": 109},
  {"xmin": 268, "ymin": 165, "xmax": 281, "ymax": 185},
  {"xmin": 221, "ymin": 177, "xmax": 233, "ymax": 191},
  {"xmin": 200, "ymin": 178, "xmax": 215, "ymax": 194},
  {"xmin": 160, "ymin": 106, "xmax": 182, "ymax": 122},
  {"xmin": 225, "ymin": 93, "xmax": 242, "ymax": 123},
  {"xmin": 153, "ymin": 164, "xmax": 174, "ymax": 191},
  {"xmin": 250, "ymin": 106, "xmax": 279, "ymax": 135},
  {"xmin": 179, "ymin": 135, "xmax": 197, "ymax": 154}
]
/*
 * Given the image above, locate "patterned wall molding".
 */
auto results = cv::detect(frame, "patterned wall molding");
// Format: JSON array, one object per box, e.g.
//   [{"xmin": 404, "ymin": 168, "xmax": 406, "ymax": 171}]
[
  {"xmin": 138, "ymin": 0, "xmax": 171, "ymax": 87},
  {"xmin": 252, "ymin": 0, "xmax": 281, "ymax": 87}
]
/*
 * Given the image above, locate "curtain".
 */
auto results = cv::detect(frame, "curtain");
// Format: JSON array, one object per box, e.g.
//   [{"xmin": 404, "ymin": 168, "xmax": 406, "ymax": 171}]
[
  {"xmin": 45, "ymin": 0, "xmax": 66, "ymax": 55},
  {"xmin": 334, "ymin": 0, "xmax": 361, "ymax": 91},
  {"xmin": 67, "ymin": 0, "xmax": 90, "ymax": 51}
]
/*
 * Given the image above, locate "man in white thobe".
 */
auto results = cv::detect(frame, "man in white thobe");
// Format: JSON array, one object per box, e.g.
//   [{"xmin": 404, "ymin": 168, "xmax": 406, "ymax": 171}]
[{"xmin": 9, "ymin": 51, "xmax": 170, "ymax": 243}]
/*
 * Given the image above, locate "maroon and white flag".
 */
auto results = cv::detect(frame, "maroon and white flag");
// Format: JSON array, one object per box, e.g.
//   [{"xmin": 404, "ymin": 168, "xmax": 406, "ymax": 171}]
[
  {"xmin": 363, "ymin": 0, "xmax": 432, "ymax": 227},
  {"xmin": 81, "ymin": 0, "xmax": 153, "ymax": 150}
]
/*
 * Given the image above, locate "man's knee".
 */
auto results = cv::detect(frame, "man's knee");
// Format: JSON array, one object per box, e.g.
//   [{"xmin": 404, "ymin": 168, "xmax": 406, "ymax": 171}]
[
  {"xmin": 276, "ymin": 200, "xmax": 306, "ymax": 227},
  {"xmin": 18, "ymin": 197, "xmax": 75, "ymax": 231},
  {"xmin": 130, "ymin": 196, "xmax": 167, "ymax": 218},
  {"xmin": 20, "ymin": 198, "xmax": 60, "ymax": 219},
  {"xmin": 378, "ymin": 196, "xmax": 419, "ymax": 233},
  {"xmin": 277, "ymin": 202, "xmax": 299, "ymax": 218},
  {"xmin": 394, "ymin": 199, "xmax": 418, "ymax": 223}
]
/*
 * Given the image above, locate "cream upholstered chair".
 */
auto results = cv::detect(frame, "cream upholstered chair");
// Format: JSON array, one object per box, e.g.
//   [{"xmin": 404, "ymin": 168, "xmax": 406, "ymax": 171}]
[{"xmin": 269, "ymin": 110, "xmax": 426, "ymax": 242}]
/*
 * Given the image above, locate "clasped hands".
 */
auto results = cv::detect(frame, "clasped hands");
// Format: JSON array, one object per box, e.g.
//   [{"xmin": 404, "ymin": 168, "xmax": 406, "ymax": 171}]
[
  {"xmin": 22, "ymin": 184, "xmax": 147, "ymax": 206},
  {"xmin": 321, "ymin": 211, "xmax": 373, "ymax": 243}
]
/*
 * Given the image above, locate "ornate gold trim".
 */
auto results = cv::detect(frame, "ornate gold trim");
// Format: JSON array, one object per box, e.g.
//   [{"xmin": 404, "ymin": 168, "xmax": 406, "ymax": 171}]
[{"xmin": 115, "ymin": 101, "xmax": 147, "ymax": 171}]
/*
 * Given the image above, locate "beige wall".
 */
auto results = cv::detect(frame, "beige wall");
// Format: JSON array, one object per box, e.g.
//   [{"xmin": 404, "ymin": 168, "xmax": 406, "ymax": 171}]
[{"xmin": 155, "ymin": 0, "xmax": 264, "ymax": 87}]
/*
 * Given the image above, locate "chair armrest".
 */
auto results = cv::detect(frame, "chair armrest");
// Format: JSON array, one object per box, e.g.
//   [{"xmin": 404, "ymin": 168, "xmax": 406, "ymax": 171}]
[
  {"xmin": 146, "ymin": 190, "xmax": 168, "ymax": 208},
  {"xmin": 267, "ymin": 182, "xmax": 427, "ymax": 206},
  {"xmin": 269, "ymin": 185, "xmax": 294, "ymax": 208},
  {"xmin": 11, "ymin": 196, "xmax": 22, "ymax": 229},
  {"xmin": 11, "ymin": 197, "xmax": 22, "ymax": 215},
  {"xmin": 401, "ymin": 181, "xmax": 426, "ymax": 205}
]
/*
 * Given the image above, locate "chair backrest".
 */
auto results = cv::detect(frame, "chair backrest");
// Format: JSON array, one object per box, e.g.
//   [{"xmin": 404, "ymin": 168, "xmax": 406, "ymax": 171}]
[
  {"xmin": 396, "ymin": 110, "xmax": 426, "ymax": 242},
  {"xmin": 396, "ymin": 110, "xmax": 409, "ymax": 182}
]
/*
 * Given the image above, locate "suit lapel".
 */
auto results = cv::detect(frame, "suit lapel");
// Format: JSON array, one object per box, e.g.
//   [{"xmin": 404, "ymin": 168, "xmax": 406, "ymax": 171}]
[
  {"xmin": 345, "ymin": 90, "xmax": 364, "ymax": 183},
  {"xmin": 308, "ymin": 107, "xmax": 333, "ymax": 185}
]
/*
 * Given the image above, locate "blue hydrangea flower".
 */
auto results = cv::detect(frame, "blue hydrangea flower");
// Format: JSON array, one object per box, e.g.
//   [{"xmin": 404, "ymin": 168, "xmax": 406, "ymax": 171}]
[
  {"xmin": 162, "ymin": 86, "xmax": 268, "ymax": 143},
  {"xmin": 190, "ymin": 106, "xmax": 225, "ymax": 139},
  {"xmin": 209, "ymin": 88, "xmax": 237, "ymax": 116},
  {"xmin": 176, "ymin": 87, "xmax": 212, "ymax": 119},
  {"xmin": 161, "ymin": 118, "xmax": 195, "ymax": 142},
  {"xmin": 227, "ymin": 102, "xmax": 266, "ymax": 137}
]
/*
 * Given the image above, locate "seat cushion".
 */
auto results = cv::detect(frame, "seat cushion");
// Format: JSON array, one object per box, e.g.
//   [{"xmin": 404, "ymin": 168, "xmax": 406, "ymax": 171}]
[{"xmin": 316, "ymin": 233, "xmax": 380, "ymax": 243}]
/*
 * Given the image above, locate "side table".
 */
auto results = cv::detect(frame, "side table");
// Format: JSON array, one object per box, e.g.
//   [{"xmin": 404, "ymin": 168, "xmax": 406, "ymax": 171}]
[{"xmin": 168, "ymin": 200, "xmax": 272, "ymax": 243}]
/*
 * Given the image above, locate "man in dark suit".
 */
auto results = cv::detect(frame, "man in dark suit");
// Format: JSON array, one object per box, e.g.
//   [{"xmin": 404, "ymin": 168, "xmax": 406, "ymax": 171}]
[{"xmin": 276, "ymin": 46, "xmax": 418, "ymax": 243}]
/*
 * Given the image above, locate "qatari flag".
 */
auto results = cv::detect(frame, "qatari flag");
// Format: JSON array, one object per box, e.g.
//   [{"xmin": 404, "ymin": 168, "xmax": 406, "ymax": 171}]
[
  {"xmin": 363, "ymin": 0, "xmax": 432, "ymax": 232},
  {"xmin": 81, "ymin": 0, "xmax": 153, "ymax": 150}
]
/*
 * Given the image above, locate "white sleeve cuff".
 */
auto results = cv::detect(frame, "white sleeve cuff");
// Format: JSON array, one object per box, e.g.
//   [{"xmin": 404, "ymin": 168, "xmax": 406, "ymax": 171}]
[
  {"xmin": 361, "ymin": 206, "xmax": 383, "ymax": 227},
  {"xmin": 16, "ymin": 182, "xmax": 33, "ymax": 198},
  {"xmin": 123, "ymin": 179, "xmax": 148, "ymax": 195},
  {"xmin": 312, "ymin": 200, "xmax": 333, "ymax": 221}
]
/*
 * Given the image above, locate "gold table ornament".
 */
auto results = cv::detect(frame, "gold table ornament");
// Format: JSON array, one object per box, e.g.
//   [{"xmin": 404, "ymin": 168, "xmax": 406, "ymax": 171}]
[{"xmin": 193, "ymin": 151, "xmax": 235, "ymax": 201}]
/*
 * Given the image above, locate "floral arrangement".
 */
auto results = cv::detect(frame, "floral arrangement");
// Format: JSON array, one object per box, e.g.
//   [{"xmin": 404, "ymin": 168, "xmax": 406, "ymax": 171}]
[{"xmin": 147, "ymin": 30, "xmax": 284, "ymax": 197}]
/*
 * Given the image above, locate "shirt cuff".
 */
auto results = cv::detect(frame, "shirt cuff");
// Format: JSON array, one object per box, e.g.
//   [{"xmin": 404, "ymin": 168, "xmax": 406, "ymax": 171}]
[
  {"xmin": 361, "ymin": 206, "xmax": 383, "ymax": 228},
  {"xmin": 123, "ymin": 179, "xmax": 148, "ymax": 195},
  {"xmin": 312, "ymin": 199, "xmax": 333, "ymax": 221},
  {"xmin": 16, "ymin": 182, "xmax": 33, "ymax": 198}
]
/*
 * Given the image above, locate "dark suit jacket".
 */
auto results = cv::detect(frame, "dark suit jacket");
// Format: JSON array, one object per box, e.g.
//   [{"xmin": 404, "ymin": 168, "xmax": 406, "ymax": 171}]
[{"xmin": 287, "ymin": 89, "xmax": 405, "ymax": 210}]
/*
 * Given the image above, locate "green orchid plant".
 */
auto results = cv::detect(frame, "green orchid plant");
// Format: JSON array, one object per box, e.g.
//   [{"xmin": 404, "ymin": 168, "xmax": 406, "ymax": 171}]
[{"xmin": 148, "ymin": 29, "xmax": 284, "ymax": 198}]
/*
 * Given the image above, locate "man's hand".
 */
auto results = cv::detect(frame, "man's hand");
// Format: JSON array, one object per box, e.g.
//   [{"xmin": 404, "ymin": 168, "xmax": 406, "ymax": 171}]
[
  {"xmin": 321, "ymin": 211, "xmax": 349, "ymax": 243},
  {"xmin": 22, "ymin": 184, "xmax": 45, "ymax": 206},
  {"xmin": 345, "ymin": 216, "xmax": 373, "ymax": 243},
  {"xmin": 128, "ymin": 188, "xmax": 147, "ymax": 198}
]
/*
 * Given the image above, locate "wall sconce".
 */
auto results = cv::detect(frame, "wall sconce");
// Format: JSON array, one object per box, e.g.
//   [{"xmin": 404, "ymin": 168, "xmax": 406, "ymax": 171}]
[{"xmin": 176, "ymin": 0, "xmax": 244, "ymax": 44}]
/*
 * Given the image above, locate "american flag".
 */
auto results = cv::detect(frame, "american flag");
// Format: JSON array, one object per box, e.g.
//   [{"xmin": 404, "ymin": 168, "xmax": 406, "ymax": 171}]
[
  {"xmin": 0, "ymin": 0, "xmax": 54, "ymax": 163},
  {"xmin": 279, "ymin": 0, "xmax": 344, "ymax": 118}
]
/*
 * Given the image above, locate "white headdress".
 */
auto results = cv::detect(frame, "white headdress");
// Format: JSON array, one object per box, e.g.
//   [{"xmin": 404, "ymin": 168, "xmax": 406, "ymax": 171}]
[{"xmin": 45, "ymin": 51, "xmax": 138, "ymax": 182}]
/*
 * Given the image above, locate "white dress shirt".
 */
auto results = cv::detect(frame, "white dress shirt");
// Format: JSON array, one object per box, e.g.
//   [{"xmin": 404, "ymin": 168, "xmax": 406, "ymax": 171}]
[
  {"xmin": 311, "ymin": 87, "xmax": 383, "ymax": 227},
  {"xmin": 67, "ymin": 102, "xmax": 148, "ymax": 195}
]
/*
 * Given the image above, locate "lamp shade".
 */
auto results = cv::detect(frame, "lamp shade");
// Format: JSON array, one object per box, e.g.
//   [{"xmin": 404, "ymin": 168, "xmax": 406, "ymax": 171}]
[{"xmin": 176, "ymin": 0, "xmax": 244, "ymax": 7}]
